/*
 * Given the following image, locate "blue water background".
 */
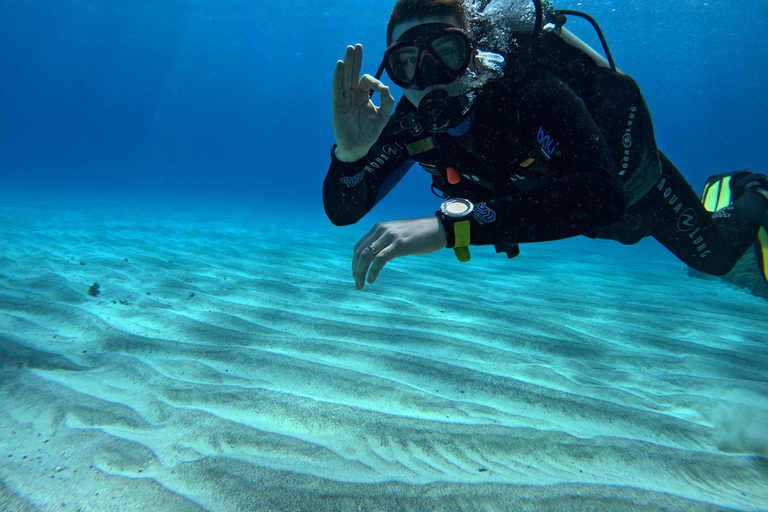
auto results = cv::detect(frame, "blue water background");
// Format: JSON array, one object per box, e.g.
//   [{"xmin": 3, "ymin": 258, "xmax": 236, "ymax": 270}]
[{"xmin": 1, "ymin": 0, "xmax": 767, "ymax": 221}]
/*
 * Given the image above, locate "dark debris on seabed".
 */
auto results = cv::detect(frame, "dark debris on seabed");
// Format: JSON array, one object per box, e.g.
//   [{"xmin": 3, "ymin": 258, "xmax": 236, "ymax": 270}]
[
  {"xmin": 688, "ymin": 247, "xmax": 768, "ymax": 301},
  {"xmin": 86, "ymin": 283, "xmax": 100, "ymax": 297},
  {"xmin": 84, "ymin": 282, "xmax": 198, "ymax": 307}
]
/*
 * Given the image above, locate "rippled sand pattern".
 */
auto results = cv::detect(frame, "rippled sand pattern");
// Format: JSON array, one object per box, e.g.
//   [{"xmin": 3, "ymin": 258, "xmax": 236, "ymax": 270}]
[{"xmin": 1, "ymin": 204, "xmax": 767, "ymax": 511}]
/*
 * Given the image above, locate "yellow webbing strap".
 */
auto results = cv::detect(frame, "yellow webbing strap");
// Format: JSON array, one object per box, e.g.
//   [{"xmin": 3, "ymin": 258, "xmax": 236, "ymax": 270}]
[{"xmin": 406, "ymin": 138, "xmax": 435, "ymax": 155}]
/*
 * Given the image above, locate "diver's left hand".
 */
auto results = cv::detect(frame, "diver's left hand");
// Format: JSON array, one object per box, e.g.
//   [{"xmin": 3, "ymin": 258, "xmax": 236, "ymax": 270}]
[{"xmin": 352, "ymin": 217, "xmax": 447, "ymax": 290}]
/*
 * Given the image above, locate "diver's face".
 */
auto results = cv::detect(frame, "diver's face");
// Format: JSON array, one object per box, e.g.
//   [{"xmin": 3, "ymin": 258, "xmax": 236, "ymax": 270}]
[{"xmin": 390, "ymin": 16, "xmax": 471, "ymax": 107}]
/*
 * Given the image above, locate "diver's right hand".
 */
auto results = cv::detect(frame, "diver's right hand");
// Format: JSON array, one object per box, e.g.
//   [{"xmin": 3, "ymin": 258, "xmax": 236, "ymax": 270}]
[{"xmin": 332, "ymin": 44, "xmax": 395, "ymax": 162}]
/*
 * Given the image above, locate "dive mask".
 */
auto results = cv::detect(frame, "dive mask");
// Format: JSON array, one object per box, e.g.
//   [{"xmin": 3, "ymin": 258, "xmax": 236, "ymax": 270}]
[{"xmin": 374, "ymin": 23, "xmax": 473, "ymax": 90}]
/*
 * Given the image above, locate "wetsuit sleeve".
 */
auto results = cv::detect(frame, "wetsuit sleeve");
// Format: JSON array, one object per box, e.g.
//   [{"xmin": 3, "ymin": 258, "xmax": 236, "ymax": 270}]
[
  {"xmin": 450, "ymin": 74, "xmax": 628, "ymax": 247},
  {"xmin": 323, "ymin": 138, "xmax": 415, "ymax": 226}
]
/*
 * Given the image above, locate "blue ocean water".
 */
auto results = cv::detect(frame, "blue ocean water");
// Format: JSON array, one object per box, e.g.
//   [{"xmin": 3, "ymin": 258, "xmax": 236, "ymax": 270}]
[{"xmin": 1, "ymin": 0, "xmax": 766, "ymax": 220}]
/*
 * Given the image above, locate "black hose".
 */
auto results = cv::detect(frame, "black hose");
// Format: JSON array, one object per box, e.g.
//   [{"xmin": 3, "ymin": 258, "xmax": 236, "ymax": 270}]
[
  {"xmin": 532, "ymin": 0, "xmax": 543, "ymax": 37},
  {"xmin": 529, "ymin": 0, "xmax": 617, "ymax": 71},
  {"xmin": 556, "ymin": 9, "xmax": 617, "ymax": 71}
]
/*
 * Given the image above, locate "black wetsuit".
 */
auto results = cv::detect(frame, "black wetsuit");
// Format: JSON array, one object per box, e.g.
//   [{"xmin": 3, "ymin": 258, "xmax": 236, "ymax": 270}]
[{"xmin": 323, "ymin": 38, "xmax": 766, "ymax": 276}]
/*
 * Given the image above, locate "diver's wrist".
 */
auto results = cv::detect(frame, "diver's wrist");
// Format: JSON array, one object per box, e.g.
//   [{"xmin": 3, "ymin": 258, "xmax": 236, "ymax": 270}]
[{"xmin": 333, "ymin": 145, "xmax": 369, "ymax": 163}]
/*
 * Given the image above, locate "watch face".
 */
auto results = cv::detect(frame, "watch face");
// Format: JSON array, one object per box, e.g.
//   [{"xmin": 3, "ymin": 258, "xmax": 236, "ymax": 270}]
[{"xmin": 441, "ymin": 198, "xmax": 474, "ymax": 218}]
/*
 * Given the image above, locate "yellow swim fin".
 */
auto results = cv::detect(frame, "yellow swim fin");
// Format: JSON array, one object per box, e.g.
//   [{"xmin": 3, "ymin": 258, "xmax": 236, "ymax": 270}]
[
  {"xmin": 702, "ymin": 171, "xmax": 768, "ymax": 284},
  {"xmin": 757, "ymin": 227, "xmax": 768, "ymax": 284},
  {"xmin": 701, "ymin": 171, "xmax": 740, "ymax": 212}
]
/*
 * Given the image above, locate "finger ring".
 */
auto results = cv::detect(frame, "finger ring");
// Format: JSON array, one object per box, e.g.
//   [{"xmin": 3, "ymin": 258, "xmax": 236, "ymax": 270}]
[{"xmin": 368, "ymin": 243, "xmax": 379, "ymax": 254}]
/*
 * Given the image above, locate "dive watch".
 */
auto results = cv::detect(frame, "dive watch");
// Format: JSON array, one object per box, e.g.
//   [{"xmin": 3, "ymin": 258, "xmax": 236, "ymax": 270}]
[{"xmin": 439, "ymin": 198, "xmax": 474, "ymax": 263}]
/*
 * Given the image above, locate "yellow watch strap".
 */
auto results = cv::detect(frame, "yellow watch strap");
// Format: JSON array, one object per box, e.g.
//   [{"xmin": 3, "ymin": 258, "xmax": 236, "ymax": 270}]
[
  {"xmin": 453, "ymin": 246, "xmax": 470, "ymax": 262},
  {"xmin": 453, "ymin": 220, "xmax": 471, "ymax": 263}
]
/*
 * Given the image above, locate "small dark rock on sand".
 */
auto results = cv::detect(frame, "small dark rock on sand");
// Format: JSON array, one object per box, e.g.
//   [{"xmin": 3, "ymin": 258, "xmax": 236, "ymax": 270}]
[{"xmin": 87, "ymin": 283, "xmax": 100, "ymax": 297}]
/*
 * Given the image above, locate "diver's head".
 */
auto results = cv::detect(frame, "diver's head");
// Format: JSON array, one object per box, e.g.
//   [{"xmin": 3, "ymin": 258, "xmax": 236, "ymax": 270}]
[
  {"xmin": 386, "ymin": 0, "xmax": 468, "ymax": 46},
  {"xmin": 380, "ymin": 0, "xmax": 476, "ymax": 107}
]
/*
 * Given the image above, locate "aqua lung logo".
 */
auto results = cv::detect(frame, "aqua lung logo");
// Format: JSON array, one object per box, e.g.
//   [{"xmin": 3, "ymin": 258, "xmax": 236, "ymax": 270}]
[
  {"xmin": 341, "ymin": 170, "xmax": 365, "ymax": 187},
  {"xmin": 677, "ymin": 208, "xmax": 697, "ymax": 232},
  {"xmin": 656, "ymin": 177, "xmax": 712, "ymax": 258},
  {"xmin": 381, "ymin": 144, "xmax": 403, "ymax": 159},
  {"xmin": 619, "ymin": 107, "xmax": 637, "ymax": 176},
  {"xmin": 473, "ymin": 202, "xmax": 496, "ymax": 225},
  {"xmin": 341, "ymin": 143, "xmax": 405, "ymax": 187},
  {"xmin": 537, "ymin": 127, "xmax": 559, "ymax": 161}
]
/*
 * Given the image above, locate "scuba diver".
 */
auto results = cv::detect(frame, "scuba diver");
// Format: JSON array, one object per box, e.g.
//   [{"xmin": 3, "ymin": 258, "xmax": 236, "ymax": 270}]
[{"xmin": 323, "ymin": 0, "xmax": 768, "ymax": 290}]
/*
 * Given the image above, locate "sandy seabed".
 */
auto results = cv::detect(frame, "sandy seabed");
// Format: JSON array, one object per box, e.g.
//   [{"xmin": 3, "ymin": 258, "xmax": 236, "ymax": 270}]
[{"xmin": 1, "ymin": 203, "xmax": 767, "ymax": 512}]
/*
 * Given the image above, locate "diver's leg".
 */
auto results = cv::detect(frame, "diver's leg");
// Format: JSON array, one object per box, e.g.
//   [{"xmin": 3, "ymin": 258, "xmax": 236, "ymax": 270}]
[{"xmin": 635, "ymin": 153, "xmax": 767, "ymax": 275}]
